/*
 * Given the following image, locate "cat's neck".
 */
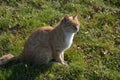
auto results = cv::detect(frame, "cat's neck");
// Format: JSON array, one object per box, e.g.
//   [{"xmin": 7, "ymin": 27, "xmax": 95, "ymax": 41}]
[
  {"xmin": 54, "ymin": 24, "xmax": 75, "ymax": 39},
  {"xmin": 62, "ymin": 28, "xmax": 75, "ymax": 50},
  {"xmin": 65, "ymin": 32, "xmax": 75, "ymax": 45},
  {"xmin": 64, "ymin": 32, "xmax": 75, "ymax": 38},
  {"xmin": 49, "ymin": 25, "xmax": 75, "ymax": 51}
]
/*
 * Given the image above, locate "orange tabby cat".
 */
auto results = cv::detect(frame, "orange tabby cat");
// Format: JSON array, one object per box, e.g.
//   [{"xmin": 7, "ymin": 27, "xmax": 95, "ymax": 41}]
[{"xmin": 0, "ymin": 15, "xmax": 80, "ymax": 66}]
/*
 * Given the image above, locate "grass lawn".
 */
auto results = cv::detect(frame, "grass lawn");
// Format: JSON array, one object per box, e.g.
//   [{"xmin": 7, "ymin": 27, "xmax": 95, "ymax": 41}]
[{"xmin": 0, "ymin": 0, "xmax": 120, "ymax": 80}]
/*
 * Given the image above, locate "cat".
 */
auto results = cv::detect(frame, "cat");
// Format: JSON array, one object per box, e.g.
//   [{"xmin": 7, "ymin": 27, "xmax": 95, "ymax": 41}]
[{"xmin": 0, "ymin": 15, "xmax": 80, "ymax": 66}]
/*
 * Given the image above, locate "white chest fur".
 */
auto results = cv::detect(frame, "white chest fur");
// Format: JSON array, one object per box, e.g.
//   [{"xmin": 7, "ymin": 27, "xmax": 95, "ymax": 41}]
[{"xmin": 64, "ymin": 33, "xmax": 75, "ymax": 50}]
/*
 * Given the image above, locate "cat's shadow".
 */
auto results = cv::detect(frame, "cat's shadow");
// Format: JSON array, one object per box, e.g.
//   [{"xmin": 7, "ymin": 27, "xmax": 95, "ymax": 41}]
[{"xmin": 1, "ymin": 60, "xmax": 53, "ymax": 80}]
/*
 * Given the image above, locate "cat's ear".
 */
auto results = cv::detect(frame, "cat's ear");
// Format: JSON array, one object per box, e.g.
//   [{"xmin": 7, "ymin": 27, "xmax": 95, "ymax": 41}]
[
  {"xmin": 64, "ymin": 15, "xmax": 69, "ymax": 19},
  {"xmin": 73, "ymin": 15, "xmax": 78, "ymax": 20},
  {"xmin": 62, "ymin": 15, "xmax": 69, "ymax": 23}
]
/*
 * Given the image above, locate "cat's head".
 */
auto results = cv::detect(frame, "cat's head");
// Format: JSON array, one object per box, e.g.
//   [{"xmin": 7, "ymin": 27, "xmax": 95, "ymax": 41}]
[{"xmin": 61, "ymin": 15, "xmax": 80, "ymax": 33}]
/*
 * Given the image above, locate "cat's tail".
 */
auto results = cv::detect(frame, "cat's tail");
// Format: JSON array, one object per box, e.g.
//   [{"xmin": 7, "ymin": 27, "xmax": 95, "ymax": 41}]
[{"xmin": 0, "ymin": 54, "xmax": 22, "ymax": 66}]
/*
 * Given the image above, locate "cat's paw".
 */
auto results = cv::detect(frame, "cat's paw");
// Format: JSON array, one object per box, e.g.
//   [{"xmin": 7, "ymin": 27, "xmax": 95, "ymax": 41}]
[
  {"xmin": 52, "ymin": 62, "xmax": 62, "ymax": 66},
  {"xmin": 51, "ymin": 61, "xmax": 69, "ymax": 66},
  {"xmin": 62, "ymin": 61, "xmax": 69, "ymax": 66}
]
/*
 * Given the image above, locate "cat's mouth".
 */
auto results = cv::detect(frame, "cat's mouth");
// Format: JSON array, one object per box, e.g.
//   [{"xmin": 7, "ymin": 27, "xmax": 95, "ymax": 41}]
[{"xmin": 73, "ymin": 26, "xmax": 79, "ymax": 32}]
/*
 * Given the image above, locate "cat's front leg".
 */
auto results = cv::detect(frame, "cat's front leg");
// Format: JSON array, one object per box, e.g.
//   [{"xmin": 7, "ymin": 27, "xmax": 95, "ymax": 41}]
[
  {"xmin": 61, "ymin": 53, "xmax": 69, "ymax": 66},
  {"xmin": 60, "ymin": 52, "xmax": 65, "ymax": 64},
  {"xmin": 55, "ymin": 51, "xmax": 68, "ymax": 66}
]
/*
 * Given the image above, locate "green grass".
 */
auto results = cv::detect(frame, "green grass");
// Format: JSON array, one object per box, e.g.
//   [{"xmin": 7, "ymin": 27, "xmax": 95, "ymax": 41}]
[{"xmin": 0, "ymin": 0, "xmax": 120, "ymax": 80}]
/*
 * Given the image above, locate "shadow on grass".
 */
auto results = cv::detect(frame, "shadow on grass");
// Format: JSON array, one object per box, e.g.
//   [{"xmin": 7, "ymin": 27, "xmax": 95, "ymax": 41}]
[{"xmin": 0, "ymin": 60, "xmax": 53, "ymax": 80}]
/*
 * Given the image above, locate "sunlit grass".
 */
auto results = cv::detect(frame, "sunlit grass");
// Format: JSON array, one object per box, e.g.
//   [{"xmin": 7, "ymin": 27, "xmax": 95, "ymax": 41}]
[{"xmin": 0, "ymin": 0, "xmax": 120, "ymax": 80}]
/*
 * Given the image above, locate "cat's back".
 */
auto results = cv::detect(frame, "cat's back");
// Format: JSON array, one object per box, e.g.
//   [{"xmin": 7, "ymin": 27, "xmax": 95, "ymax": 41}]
[
  {"xmin": 23, "ymin": 26, "xmax": 53, "ymax": 54},
  {"xmin": 34, "ymin": 26, "xmax": 53, "ymax": 34},
  {"xmin": 23, "ymin": 26, "xmax": 53, "ymax": 63},
  {"xmin": 36, "ymin": 26, "xmax": 53, "ymax": 32},
  {"xmin": 27, "ymin": 26, "xmax": 53, "ymax": 42}
]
